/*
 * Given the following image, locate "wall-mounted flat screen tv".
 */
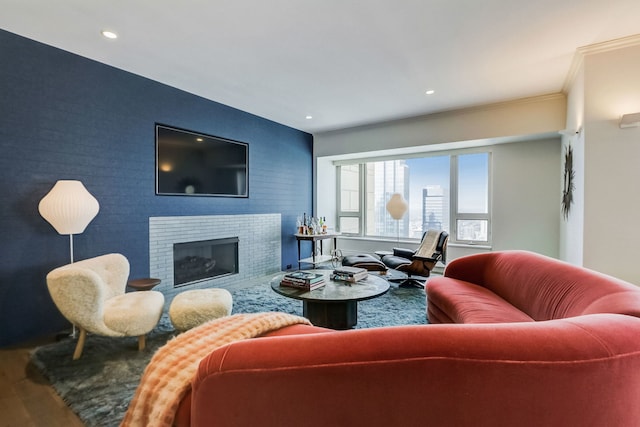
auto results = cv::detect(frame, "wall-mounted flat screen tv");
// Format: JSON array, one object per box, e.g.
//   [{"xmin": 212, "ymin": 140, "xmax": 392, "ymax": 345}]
[{"xmin": 156, "ymin": 124, "xmax": 249, "ymax": 197}]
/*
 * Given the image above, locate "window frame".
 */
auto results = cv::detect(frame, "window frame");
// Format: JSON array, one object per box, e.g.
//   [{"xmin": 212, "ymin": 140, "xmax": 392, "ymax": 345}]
[
  {"xmin": 450, "ymin": 153, "xmax": 492, "ymax": 244},
  {"xmin": 336, "ymin": 163, "xmax": 365, "ymax": 235},
  {"xmin": 335, "ymin": 148, "xmax": 492, "ymax": 245}
]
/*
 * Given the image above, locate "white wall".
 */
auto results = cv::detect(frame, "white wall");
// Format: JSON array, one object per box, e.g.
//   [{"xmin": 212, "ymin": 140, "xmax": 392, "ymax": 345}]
[
  {"xmin": 315, "ymin": 155, "xmax": 336, "ymax": 228},
  {"xmin": 559, "ymin": 65, "xmax": 585, "ymax": 265},
  {"xmin": 491, "ymin": 138, "xmax": 560, "ymax": 256},
  {"xmin": 314, "ymin": 95, "xmax": 565, "ymax": 262},
  {"xmin": 581, "ymin": 44, "xmax": 640, "ymax": 284}
]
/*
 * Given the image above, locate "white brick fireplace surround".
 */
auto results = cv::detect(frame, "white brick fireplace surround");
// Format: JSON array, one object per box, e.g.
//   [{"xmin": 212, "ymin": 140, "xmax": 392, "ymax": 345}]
[{"xmin": 149, "ymin": 214, "xmax": 281, "ymax": 300}]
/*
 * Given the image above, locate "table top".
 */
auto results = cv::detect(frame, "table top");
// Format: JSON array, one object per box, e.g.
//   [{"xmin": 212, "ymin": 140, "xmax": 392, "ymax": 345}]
[
  {"xmin": 127, "ymin": 278, "xmax": 161, "ymax": 291},
  {"xmin": 270, "ymin": 270, "xmax": 389, "ymax": 303},
  {"xmin": 293, "ymin": 233, "xmax": 340, "ymax": 241}
]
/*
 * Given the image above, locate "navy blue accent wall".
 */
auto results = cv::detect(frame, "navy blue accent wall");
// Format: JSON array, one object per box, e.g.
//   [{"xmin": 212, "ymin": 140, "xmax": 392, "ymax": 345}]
[{"xmin": 0, "ymin": 29, "xmax": 313, "ymax": 347}]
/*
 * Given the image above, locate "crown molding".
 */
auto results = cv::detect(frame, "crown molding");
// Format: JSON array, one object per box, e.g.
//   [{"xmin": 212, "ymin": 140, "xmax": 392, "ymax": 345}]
[
  {"xmin": 562, "ymin": 34, "xmax": 640, "ymax": 93},
  {"xmin": 577, "ymin": 33, "xmax": 640, "ymax": 56}
]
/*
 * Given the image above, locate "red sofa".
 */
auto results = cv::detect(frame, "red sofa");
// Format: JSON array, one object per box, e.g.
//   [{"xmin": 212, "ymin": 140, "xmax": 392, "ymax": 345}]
[
  {"xmin": 175, "ymin": 251, "xmax": 640, "ymax": 427},
  {"xmin": 427, "ymin": 250, "xmax": 640, "ymax": 323}
]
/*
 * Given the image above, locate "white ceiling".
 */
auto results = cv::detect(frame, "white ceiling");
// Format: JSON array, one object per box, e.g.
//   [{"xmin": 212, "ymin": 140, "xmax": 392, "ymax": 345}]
[{"xmin": 2, "ymin": 0, "xmax": 640, "ymax": 134}]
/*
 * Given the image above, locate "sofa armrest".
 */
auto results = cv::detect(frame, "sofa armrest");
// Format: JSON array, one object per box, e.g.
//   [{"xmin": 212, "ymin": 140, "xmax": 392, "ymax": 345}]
[
  {"xmin": 46, "ymin": 268, "xmax": 112, "ymax": 335},
  {"xmin": 413, "ymin": 252, "xmax": 441, "ymax": 262},
  {"xmin": 442, "ymin": 251, "xmax": 494, "ymax": 283},
  {"xmin": 190, "ymin": 314, "xmax": 640, "ymax": 427},
  {"xmin": 392, "ymin": 247, "xmax": 414, "ymax": 259}
]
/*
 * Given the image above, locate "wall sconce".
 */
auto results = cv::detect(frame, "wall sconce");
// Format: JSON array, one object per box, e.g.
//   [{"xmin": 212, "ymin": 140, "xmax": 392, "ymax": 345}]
[{"xmin": 619, "ymin": 112, "xmax": 640, "ymax": 128}]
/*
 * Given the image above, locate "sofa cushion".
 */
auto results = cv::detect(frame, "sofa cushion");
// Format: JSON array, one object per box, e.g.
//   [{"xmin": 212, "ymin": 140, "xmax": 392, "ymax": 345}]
[
  {"xmin": 427, "ymin": 278, "xmax": 534, "ymax": 324},
  {"xmin": 104, "ymin": 291, "xmax": 165, "ymax": 336}
]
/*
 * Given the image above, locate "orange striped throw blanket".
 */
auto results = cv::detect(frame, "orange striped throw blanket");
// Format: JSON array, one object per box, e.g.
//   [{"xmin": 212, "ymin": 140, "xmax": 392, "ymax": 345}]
[{"xmin": 120, "ymin": 312, "xmax": 311, "ymax": 427}]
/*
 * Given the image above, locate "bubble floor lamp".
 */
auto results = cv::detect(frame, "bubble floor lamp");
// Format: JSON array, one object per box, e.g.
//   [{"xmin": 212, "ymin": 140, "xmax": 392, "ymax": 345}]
[
  {"xmin": 386, "ymin": 193, "xmax": 408, "ymax": 243},
  {"xmin": 39, "ymin": 180, "xmax": 100, "ymax": 337}
]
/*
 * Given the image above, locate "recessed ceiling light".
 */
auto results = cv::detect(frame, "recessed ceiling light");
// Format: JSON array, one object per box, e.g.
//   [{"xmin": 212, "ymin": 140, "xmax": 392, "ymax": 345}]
[
  {"xmin": 305, "ymin": 115, "xmax": 313, "ymax": 120},
  {"xmin": 425, "ymin": 89, "xmax": 435, "ymax": 95},
  {"xmin": 196, "ymin": 138, "xmax": 204, "ymax": 142},
  {"xmin": 101, "ymin": 30, "xmax": 118, "ymax": 40}
]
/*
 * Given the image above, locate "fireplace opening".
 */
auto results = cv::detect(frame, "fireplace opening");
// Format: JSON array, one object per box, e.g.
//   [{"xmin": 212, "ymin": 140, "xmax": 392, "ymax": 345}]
[{"xmin": 173, "ymin": 237, "xmax": 239, "ymax": 287}]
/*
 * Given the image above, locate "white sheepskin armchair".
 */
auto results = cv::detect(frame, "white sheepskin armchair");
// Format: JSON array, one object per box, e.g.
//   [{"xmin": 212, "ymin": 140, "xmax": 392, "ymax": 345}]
[{"xmin": 46, "ymin": 253, "xmax": 165, "ymax": 360}]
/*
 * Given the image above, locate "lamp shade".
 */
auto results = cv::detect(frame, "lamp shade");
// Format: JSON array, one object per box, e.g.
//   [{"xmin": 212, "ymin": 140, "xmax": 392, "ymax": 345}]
[
  {"xmin": 38, "ymin": 180, "xmax": 100, "ymax": 235},
  {"xmin": 386, "ymin": 193, "xmax": 408, "ymax": 220}
]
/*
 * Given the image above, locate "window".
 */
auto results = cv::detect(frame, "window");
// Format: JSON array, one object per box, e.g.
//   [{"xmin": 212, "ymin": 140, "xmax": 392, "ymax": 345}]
[
  {"xmin": 337, "ymin": 164, "xmax": 361, "ymax": 234},
  {"xmin": 455, "ymin": 153, "xmax": 490, "ymax": 242},
  {"xmin": 336, "ymin": 151, "xmax": 491, "ymax": 244}
]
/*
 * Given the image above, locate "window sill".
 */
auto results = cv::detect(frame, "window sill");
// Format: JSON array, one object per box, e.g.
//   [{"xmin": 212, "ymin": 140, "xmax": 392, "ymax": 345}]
[
  {"xmin": 448, "ymin": 242, "xmax": 492, "ymax": 250},
  {"xmin": 335, "ymin": 235, "xmax": 491, "ymax": 251}
]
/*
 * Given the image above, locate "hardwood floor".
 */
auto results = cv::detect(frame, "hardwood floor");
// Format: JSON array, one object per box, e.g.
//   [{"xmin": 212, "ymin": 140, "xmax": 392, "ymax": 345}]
[{"xmin": 0, "ymin": 337, "xmax": 83, "ymax": 427}]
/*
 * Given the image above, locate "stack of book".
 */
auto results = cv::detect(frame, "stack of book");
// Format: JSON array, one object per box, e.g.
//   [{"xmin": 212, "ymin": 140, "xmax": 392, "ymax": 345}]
[
  {"xmin": 280, "ymin": 271, "xmax": 326, "ymax": 290},
  {"xmin": 331, "ymin": 266, "xmax": 368, "ymax": 283}
]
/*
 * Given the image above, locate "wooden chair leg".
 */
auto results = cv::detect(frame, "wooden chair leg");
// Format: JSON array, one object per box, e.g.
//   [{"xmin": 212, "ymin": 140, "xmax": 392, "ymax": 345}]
[
  {"xmin": 73, "ymin": 328, "xmax": 87, "ymax": 360},
  {"xmin": 138, "ymin": 335, "xmax": 146, "ymax": 351}
]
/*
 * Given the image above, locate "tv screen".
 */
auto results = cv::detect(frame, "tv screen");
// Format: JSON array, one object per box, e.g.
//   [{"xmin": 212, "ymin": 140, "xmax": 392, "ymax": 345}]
[{"xmin": 156, "ymin": 124, "xmax": 249, "ymax": 197}]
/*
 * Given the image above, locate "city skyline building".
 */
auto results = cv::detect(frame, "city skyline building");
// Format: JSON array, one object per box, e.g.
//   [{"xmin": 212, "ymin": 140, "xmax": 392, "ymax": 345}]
[
  {"xmin": 367, "ymin": 160, "xmax": 409, "ymax": 238},
  {"xmin": 422, "ymin": 185, "xmax": 450, "ymax": 234}
]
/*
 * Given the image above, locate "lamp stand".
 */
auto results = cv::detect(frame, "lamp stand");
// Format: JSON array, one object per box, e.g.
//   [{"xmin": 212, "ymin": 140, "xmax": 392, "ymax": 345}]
[
  {"xmin": 69, "ymin": 233, "xmax": 74, "ymax": 263},
  {"xmin": 68, "ymin": 233, "xmax": 77, "ymax": 338}
]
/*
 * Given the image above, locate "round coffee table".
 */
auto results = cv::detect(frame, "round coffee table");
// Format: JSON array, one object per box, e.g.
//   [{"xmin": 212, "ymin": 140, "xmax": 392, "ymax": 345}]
[{"xmin": 270, "ymin": 270, "xmax": 389, "ymax": 329}]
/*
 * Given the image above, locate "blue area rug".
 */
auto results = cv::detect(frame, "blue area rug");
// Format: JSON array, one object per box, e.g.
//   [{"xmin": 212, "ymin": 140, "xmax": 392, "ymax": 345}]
[
  {"xmin": 234, "ymin": 280, "xmax": 427, "ymax": 327},
  {"xmin": 30, "ymin": 279, "xmax": 426, "ymax": 426}
]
